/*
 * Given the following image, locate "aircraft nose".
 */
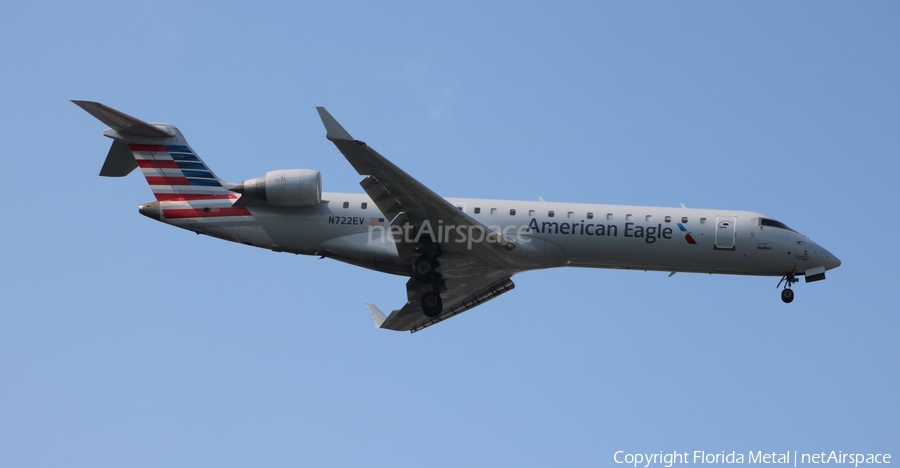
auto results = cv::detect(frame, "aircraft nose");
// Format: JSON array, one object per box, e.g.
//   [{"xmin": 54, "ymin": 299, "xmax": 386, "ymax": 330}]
[{"xmin": 817, "ymin": 245, "xmax": 841, "ymax": 270}]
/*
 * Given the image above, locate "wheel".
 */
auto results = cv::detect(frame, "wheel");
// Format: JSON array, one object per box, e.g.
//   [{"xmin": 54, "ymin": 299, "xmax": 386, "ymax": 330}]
[
  {"xmin": 421, "ymin": 291, "xmax": 443, "ymax": 317},
  {"xmin": 413, "ymin": 257, "xmax": 438, "ymax": 283},
  {"xmin": 781, "ymin": 288, "xmax": 794, "ymax": 304}
]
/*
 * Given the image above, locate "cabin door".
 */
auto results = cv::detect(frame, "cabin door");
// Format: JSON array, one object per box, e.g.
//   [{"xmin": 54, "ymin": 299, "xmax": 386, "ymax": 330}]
[{"xmin": 715, "ymin": 216, "xmax": 736, "ymax": 251}]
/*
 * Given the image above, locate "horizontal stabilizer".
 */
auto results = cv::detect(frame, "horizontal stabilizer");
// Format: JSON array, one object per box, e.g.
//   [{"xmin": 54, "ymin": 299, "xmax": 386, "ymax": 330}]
[{"xmin": 72, "ymin": 100, "xmax": 174, "ymax": 138}]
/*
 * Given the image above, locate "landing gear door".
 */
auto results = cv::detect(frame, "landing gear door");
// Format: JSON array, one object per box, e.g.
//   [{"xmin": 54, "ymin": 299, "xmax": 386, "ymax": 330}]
[{"xmin": 714, "ymin": 216, "xmax": 736, "ymax": 251}]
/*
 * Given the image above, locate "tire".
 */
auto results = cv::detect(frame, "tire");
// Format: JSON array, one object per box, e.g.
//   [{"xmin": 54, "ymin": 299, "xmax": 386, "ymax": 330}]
[
  {"xmin": 413, "ymin": 257, "xmax": 438, "ymax": 283},
  {"xmin": 781, "ymin": 289, "xmax": 794, "ymax": 304},
  {"xmin": 421, "ymin": 292, "xmax": 443, "ymax": 317}
]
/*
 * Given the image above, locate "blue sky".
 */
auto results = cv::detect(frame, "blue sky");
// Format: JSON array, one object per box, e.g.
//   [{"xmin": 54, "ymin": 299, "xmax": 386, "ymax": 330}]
[{"xmin": 1, "ymin": 1, "xmax": 898, "ymax": 466}]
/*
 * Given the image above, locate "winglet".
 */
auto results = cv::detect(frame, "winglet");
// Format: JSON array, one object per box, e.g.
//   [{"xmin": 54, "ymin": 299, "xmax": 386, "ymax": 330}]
[
  {"xmin": 316, "ymin": 107, "xmax": 354, "ymax": 141},
  {"xmin": 72, "ymin": 100, "xmax": 174, "ymax": 138},
  {"xmin": 366, "ymin": 304, "xmax": 387, "ymax": 328}
]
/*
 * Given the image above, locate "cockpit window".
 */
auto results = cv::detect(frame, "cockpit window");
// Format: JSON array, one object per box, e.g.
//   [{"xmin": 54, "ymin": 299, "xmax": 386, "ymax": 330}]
[{"xmin": 760, "ymin": 218, "xmax": 796, "ymax": 232}]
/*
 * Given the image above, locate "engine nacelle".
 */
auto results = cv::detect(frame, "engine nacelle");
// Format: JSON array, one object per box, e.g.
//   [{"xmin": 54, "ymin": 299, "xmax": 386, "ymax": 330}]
[{"xmin": 233, "ymin": 169, "xmax": 322, "ymax": 206}]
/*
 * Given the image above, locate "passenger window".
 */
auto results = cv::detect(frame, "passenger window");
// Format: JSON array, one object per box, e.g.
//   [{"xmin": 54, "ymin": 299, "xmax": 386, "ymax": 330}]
[
  {"xmin": 700, "ymin": 218, "xmax": 707, "ymax": 224},
  {"xmin": 567, "ymin": 211, "xmax": 574, "ymax": 219},
  {"xmin": 645, "ymin": 215, "xmax": 652, "ymax": 222},
  {"xmin": 682, "ymin": 217, "xmax": 688, "ymax": 223},
  {"xmin": 587, "ymin": 212, "xmax": 594, "ymax": 219},
  {"xmin": 549, "ymin": 211, "xmax": 555, "ymax": 217},
  {"xmin": 528, "ymin": 210, "xmax": 535, "ymax": 216},
  {"xmin": 342, "ymin": 201, "xmax": 349, "ymax": 209},
  {"xmin": 510, "ymin": 209, "xmax": 516, "ymax": 216},
  {"xmin": 474, "ymin": 207, "xmax": 481, "ymax": 214},
  {"xmin": 361, "ymin": 202, "xmax": 368, "ymax": 209},
  {"xmin": 607, "ymin": 213, "xmax": 613, "ymax": 220},
  {"xmin": 664, "ymin": 216, "xmax": 671, "ymax": 223},
  {"xmin": 490, "ymin": 208, "xmax": 497, "ymax": 215},
  {"xmin": 626, "ymin": 214, "xmax": 633, "ymax": 221}
]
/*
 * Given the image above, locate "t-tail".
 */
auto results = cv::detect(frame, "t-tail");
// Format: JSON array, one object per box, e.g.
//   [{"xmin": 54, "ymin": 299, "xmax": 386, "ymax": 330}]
[
  {"xmin": 73, "ymin": 100, "xmax": 236, "ymax": 202},
  {"xmin": 74, "ymin": 101, "xmax": 255, "ymax": 224}
]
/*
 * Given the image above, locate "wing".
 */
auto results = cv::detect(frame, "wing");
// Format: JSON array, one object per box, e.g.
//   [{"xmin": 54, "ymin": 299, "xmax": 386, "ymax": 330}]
[
  {"xmin": 316, "ymin": 107, "xmax": 515, "ymax": 264},
  {"xmin": 316, "ymin": 108, "xmax": 519, "ymax": 332},
  {"xmin": 371, "ymin": 269, "xmax": 516, "ymax": 333}
]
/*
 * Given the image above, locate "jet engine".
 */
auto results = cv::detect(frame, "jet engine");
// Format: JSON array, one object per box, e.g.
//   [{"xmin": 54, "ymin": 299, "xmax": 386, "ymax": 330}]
[{"xmin": 232, "ymin": 169, "xmax": 322, "ymax": 206}]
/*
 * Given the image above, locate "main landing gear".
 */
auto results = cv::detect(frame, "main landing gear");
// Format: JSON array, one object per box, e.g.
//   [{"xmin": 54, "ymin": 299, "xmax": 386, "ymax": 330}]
[
  {"xmin": 777, "ymin": 273, "xmax": 798, "ymax": 303},
  {"xmin": 412, "ymin": 255, "xmax": 439, "ymax": 283},
  {"xmin": 412, "ymin": 246, "xmax": 444, "ymax": 318},
  {"xmin": 421, "ymin": 291, "xmax": 443, "ymax": 318}
]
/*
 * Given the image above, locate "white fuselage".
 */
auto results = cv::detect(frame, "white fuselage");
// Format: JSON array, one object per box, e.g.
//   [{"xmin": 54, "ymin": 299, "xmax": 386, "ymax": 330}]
[{"xmin": 146, "ymin": 192, "xmax": 840, "ymax": 279}]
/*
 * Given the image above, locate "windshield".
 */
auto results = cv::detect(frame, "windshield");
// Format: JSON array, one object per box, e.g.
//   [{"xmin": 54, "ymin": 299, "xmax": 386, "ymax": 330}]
[{"xmin": 759, "ymin": 218, "xmax": 796, "ymax": 233}]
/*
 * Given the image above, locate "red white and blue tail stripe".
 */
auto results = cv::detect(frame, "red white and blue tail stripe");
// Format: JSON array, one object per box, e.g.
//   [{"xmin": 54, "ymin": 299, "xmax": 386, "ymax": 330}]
[
  {"xmin": 130, "ymin": 144, "xmax": 235, "ymax": 201},
  {"xmin": 74, "ymin": 101, "xmax": 258, "ymax": 224},
  {"xmin": 129, "ymin": 143, "xmax": 255, "ymax": 221}
]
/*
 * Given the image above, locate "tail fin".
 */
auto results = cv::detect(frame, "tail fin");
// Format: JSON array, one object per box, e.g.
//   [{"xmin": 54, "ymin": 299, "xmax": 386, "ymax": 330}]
[{"xmin": 73, "ymin": 101, "xmax": 235, "ymax": 202}]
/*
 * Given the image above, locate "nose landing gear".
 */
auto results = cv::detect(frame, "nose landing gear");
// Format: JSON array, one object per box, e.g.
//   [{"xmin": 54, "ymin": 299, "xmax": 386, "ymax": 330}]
[
  {"xmin": 777, "ymin": 274, "xmax": 798, "ymax": 303},
  {"xmin": 781, "ymin": 288, "xmax": 794, "ymax": 303}
]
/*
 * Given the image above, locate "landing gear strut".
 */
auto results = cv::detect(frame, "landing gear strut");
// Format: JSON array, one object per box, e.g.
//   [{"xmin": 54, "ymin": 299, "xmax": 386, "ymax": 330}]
[{"xmin": 777, "ymin": 274, "xmax": 798, "ymax": 303}]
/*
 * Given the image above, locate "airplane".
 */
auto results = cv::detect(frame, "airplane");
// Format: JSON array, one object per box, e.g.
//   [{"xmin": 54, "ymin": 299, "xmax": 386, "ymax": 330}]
[{"xmin": 73, "ymin": 101, "xmax": 841, "ymax": 333}]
